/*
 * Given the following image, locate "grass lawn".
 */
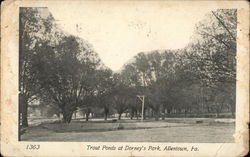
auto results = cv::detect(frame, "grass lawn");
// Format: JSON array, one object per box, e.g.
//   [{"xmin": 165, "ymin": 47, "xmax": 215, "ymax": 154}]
[{"xmin": 21, "ymin": 118, "xmax": 235, "ymax": 143}]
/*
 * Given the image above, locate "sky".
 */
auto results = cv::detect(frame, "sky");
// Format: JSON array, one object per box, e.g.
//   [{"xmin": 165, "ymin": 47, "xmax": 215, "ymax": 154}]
[{"xmin": 46, "ymin": 1, "xmax": 229, "ymax": 71}]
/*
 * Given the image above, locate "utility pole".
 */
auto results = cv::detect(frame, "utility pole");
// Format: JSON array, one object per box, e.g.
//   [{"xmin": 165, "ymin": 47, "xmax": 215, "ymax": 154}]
[{"xmin": 137, "ymin": 95, "xmax": 145, "ymax": 121}]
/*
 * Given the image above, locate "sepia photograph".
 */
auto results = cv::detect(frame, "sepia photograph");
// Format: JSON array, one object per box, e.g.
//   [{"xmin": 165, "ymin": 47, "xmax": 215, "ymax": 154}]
[
  {"xmin": 1, "ymin": 0, "xmax": 249, "ymax": 156},
  {"xmin": 19, "ymin": 5, "xmax": 236, "ymax": 143}
]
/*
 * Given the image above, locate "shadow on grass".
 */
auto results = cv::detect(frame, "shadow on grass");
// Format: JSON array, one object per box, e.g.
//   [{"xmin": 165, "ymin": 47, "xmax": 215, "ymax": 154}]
[{"xmin": 35, "ymin": 117, "xmax": 235, "ymax": 133}]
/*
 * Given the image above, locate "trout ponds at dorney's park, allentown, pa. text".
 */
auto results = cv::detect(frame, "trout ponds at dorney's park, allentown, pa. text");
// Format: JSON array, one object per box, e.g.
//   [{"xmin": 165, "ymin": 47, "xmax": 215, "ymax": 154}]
[{"xmin": 86, "ymin": 145, "xmax": 199, "ymax": 152}]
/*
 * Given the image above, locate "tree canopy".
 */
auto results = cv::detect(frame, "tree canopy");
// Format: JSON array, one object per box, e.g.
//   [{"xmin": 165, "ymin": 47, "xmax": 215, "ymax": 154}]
[{"xmin": 20, "ymin": 8, "xmax": 236, "ymax": 126}]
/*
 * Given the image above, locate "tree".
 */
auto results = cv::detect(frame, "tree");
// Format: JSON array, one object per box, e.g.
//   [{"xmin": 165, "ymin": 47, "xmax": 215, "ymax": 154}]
[
  {"xmin": 34, "ymin": 33, "xmax": 101, "ymax": 123},
  {"xmin": 79, "ymin": 94, "xmax": 99, "ymax": 121},
  {"xmin": 110, "ymin": 74, "xmax": 137, "ymax": 120},
  {"xmin": 186, "ymin": 9, "xmax": 237, "ymax": 115},
  {"xmin": 121, "ymin": 51, "xmax": 165, "ymax": 120},
  {"xmin": 94, "ymin": 68, "xmax": 116, "ymax": 120},
  {"xmin": 19, "ymin": 7, "xmax": 58, "ymax": 127}
]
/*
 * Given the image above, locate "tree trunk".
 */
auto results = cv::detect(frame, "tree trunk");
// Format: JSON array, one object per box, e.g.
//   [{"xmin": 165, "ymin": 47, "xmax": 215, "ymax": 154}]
[
  {"xmin": 143, "ymin": 108, "xmax": 146, "ymax": 120},
  {"xmin": 21, "ymin": 103, "xmax": 28, "ymax": 127},
  {"xmin": 231, "ymin": 111, "xmax": 235, "ymax": 118},
  {"xmin": 135, "ymin": 110, "xmax": 138, "ymax": 119},
  {"xmin": 178, "ymin": 108, "xmax": 181, "ymax": 114},
  {"xmin": 104, "ymin": 107, "xmax": 109, "ymax": 121},
  {"xmin": 155, "ymin": 109, "xmax": 159, "ymax": 121},
  {"xmin": 166, "ymin": 107, "xmax": 171, "ymax": 117},
  {"xmin": 19, "ymin": 94, "xmax": 28, "ymax": 127},
  {"xmin": 118, "ymin": 113, "xmax": 122, "ymax": 120},
  {"xmin": 215, "ymin": 103, "xmax": 223, "ymax": 118},
  {"xmin": 215, "ymin": 108, "xmax": 220, "ymax": 118},
  {"xmin": 86, "ymin": 113, "xmax": 90, "ymax": 121},
  {"xmin": 231, "ymin": 104, "xmax": 235, "ymax": 118},
  {"xmin": 62, "ymin": 111, "xmax": 73, "ymax": 123},
  {"xmin": 130, "ymin": 108, "xmax": 134, "ymax": 120},
  {"xmin": 161, "ymin": 107, "xmax": 165, "ymax": 120},
  {"xmin": 216, "ymin": 112, "xmax": 219, "ymax": 118},
  {"xmin": 104, "ymin": 113, "xmax": 108, "ymax": 121},
  {"xmin": 151, "ymin": 108, "xmax": 154, "ymax": 118},
  {"xmin": 85, "ymin": 108, "xmax": 91, "ymax": 121},
  {"xmin": 74, "ymin": 111, "xmax": 77, "ymax": 119},
  {"xmin": 40, "ymin": 106, "xmax": 44, "ymax": 116},
  {"xmin": 184, "ymin": 109, "xmax": 187, "ymax": 117}
]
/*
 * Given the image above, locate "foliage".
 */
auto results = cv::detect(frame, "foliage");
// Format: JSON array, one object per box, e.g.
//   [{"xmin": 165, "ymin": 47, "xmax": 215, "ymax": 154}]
[{"xmin": 20, "ymin": 8, "xmax": 237, "ymax": 125}]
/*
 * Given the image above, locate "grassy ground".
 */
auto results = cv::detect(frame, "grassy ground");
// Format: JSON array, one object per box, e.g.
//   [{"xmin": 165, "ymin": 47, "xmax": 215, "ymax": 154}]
[{"xmin": 21, "ymin": 118, "xmax": 235, "ymax": 143}]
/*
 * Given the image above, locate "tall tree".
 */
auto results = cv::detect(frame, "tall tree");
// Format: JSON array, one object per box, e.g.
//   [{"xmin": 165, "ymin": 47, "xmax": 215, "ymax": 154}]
[
  {"xmin": 95, "ymin": 69, "xmax": 116, "ymax": 120},
  {"xmin": 36, "ymin": 35, "xmax": 100, "ymax": 123},
  {"xmin": 19, "ymin": 7, "xmax": 58, "ymax": 127}
]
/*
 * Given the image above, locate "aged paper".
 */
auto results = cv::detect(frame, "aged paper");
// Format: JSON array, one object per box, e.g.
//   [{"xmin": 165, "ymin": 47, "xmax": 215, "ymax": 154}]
[{"xmin": 1, "ymin": 0, "xmax": 249, "ymax": 156}]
